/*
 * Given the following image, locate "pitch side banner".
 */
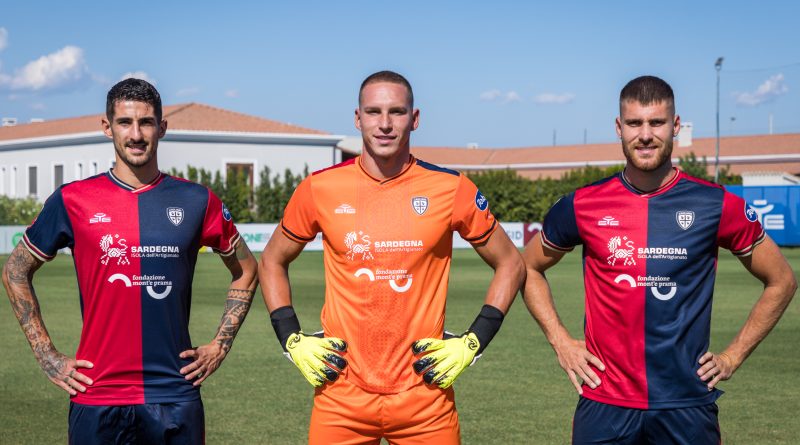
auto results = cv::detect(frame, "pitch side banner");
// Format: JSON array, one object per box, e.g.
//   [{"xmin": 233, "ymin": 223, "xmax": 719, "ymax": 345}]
[{"xmin": 727, "ymin": 185, "xmax": 799, "ymax": 247}]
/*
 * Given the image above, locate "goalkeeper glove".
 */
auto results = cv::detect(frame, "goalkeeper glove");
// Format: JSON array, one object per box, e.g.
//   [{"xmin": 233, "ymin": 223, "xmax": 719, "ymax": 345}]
[
  {"xmin": 411, "ymin": 304, "xmax": 505, "ymax": 389},
  {"xmin": 270, "ymin": 306, "xmax": 347, "ymax": 387}
]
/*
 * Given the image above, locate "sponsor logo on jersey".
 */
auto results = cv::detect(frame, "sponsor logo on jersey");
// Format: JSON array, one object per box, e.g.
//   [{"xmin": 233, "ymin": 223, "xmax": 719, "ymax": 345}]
[
  {"xmin": 637, "ymin": 246, "xmax": 688, "ymax": 260},
  {"xmin": 222, "ymin": 203, "xmax": 232, "ymax": 221},
  {"xmin": 598, "ymin": 216, "xmax": 619, "ymax": 227},
  {"xmin": 749, "ymin": 199, "xmax": 784, "ymax": 230},
  {"xmin": 613, "ymin": 273, "xmax": 678, "ymax": 300},
  {"xmin": 606, "ymin": 236, "xmax": 636, "ymax": 266},
  {"xmin": 107, "ymin": 273, "xmax": 173, "ymax": 299},
  {"xmin": 411, "ymin": 196, "xmax": 428, "ymax": 215},
  {"xmin": 676, "ymin": 210, "xmax": 694, "ymax": 230},
  {"xmin": 90, "ymin": 213, "xmax": 111, "ymax": 224},
  {"xmin": 335, "ymin": 203, "xmax": 356, "ymax": 214},
  {"xmin": 100, "ymin": 234, "xmax": 130, "ymax": 266},
  {"xmin": 345, "ymin": 231, "xmax": 373, "ymax": 261},
  {"xmin": 475, "ymin": 190, "xmax": 489, "ymax": 211},
  {"xmin": 354, "ymin": 267, "xmax": 413, "ymax": 293},
  {"xmin": 167, "ymin": 207, "xmax": 184, "ymax": 226},
  {"xmin": 745, "ymin": 203, "xmax": 758, "ymax": 223}
]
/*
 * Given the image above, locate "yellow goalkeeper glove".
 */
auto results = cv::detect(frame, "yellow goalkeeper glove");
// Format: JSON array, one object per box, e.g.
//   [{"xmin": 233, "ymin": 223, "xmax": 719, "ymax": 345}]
[
  {"xmin": 284, "ymin": 331, "xmax": 347, "ymax": 387},
  {"xmin": 411, "ymin": 331, "xmax": 481, "ymax": 389}
]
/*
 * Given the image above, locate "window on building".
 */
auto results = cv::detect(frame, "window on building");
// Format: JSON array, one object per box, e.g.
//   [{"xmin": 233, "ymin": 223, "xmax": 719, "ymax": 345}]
[
  {"xmin": 0, "ymin": 167, "xmax": 5, "ymax": 195},
  {"xmin": 54, "ymin": 164, "xmax": 64, "ymax": 189},
  {"xmin": 90, "ymin": 161, "xmax": 98, "ymax": 176},
  {"xmin": 76, "ymin": 162, "xmax": 84, "ymax": 180},
  {"xmin": 28, "ymin": 165, "xmax": 38, "ymax": 197},
  {"xmin": 10, "ymin": 166, "xmax": 17, "ymax": 197}
]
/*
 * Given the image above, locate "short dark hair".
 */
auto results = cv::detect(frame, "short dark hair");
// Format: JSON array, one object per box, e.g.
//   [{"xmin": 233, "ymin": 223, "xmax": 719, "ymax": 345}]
[
  {"xmin": 106, "ymin": 78, "xmax": 162, "ymax": 122},
  {"xmin": 359, "ymin": 70, "xmax": 414, "ymax": 107},
  {"xmin": 619, "ymin": 76, "xmax": 674, "ymax": 111}
]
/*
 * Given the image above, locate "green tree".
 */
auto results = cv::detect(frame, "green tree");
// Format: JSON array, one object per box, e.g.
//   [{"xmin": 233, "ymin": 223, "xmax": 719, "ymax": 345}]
[{"xmin": 0, "ymin": 196, "xmax": 42, "ymax": 225}]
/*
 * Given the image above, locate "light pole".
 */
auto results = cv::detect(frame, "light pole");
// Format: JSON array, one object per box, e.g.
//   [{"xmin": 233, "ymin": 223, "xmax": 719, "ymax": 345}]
[{"xmin": 714, "ymin": 57, "xmax": 724, "ymax": 182}]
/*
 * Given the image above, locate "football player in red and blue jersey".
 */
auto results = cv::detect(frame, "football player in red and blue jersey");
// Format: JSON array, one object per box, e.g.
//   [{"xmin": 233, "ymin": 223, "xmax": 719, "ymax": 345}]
[
  {"xmin": 523, "ymin": 76, "xmax": 796, "ymax": 444},
  {"xmin": 2, "ymin": 78, "xmax": 258, "ymax": 444}
]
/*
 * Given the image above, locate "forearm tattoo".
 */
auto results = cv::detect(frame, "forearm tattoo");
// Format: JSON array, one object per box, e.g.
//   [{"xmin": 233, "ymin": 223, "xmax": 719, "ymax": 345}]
[
  {"xmin": 215, "ymin": 288, "xmax": 255, "ymax": 353},
  {"xmin": 3, "ymin": 245, "xmax": 60, "ymax": 377}
]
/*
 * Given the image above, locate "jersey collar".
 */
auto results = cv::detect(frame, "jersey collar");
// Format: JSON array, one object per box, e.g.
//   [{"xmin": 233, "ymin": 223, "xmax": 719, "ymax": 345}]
[
  {"xmin": 619, "ymin": 167, "xmax": 681, "ymax": 198},
  {"xmin": 106, "ymin": 169, "xmax": 165, "ymax": 194},
  {"xmin": 357, "ymin": 154, "xmax": 416, "ymax": 185}
]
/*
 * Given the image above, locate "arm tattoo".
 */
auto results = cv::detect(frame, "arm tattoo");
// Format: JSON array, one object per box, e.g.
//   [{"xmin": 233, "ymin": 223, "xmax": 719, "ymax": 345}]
[
  {"xmin": 214, "ymin": 288, "xmax": 255, "ymax": 353},
  {"xmin": 3, "ymin": 244, "xmax": 62, "ymax": 377}
]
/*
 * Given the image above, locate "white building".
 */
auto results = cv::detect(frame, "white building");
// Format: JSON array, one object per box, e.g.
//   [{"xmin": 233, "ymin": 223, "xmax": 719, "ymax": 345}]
[{"xmin": 0, "ymin": 103, "xmax": 350, "ymax": 200}]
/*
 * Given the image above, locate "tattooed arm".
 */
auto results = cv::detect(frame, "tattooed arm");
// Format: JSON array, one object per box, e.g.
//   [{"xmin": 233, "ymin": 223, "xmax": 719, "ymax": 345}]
[
  {"xmin": 2, "ymin": 243, "xmax": 94, "ymax": 395},
  {"xmin": 179, "ymin": 240, "xmax": 258, "ymax": 385}
]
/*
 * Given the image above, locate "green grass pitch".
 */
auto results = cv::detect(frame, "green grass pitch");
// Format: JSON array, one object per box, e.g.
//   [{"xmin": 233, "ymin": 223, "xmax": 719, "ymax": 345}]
[{"xmin": 1, "ymin": 248, "xmax": 798, "ymax": 444}]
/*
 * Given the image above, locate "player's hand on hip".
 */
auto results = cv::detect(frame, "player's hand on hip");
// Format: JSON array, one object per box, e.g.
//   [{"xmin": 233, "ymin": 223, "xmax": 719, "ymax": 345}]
[
  {"xmin": 411, "ymin": 331, "xmax": 481, "ymax": 389},
  {"xmin": 284, "ymin": 332, "xmax": 348, "ymax": 387},
  {"xmin": 554, "ymin": 338, "xmax": 605, "ymax": 394},
  {"xmin": 180, "ymin": 342, "xmax": 227, "ymax": 386},
  {"xmin": 698, "ymin": 351, "xmax": 735, "ymax": 390},
  {"xmin": 38, "ymin": 350, "xmax": 94, "ymax": 396}
]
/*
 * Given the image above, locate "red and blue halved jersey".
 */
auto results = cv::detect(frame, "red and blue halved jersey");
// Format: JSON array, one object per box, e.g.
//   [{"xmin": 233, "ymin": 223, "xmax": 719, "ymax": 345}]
[
  {"xmin": 23, "ymin": 170, "xmax": 240, "ymax": 406},
  {"xmin": 541, "ymin": 170, "xmax": 764, "ymax": 409}
]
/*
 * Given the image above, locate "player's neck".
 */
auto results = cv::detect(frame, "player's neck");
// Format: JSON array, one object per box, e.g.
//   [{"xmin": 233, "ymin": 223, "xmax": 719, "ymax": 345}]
[
  {"xmin": 111, "ymin": 161, "xmax": 161, "ymax": 189},
  {"xmin": 623, "ymin": 163, "xmax": 676, "ymax": 193},
  {"xmin": 360, "ymin": 149, "xmax": 413, "ymax": 181}
]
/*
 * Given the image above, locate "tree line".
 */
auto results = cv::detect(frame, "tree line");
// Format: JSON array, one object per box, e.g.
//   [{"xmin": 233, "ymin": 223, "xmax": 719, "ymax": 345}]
[{"xmin": 0, "ymin": 154, "xmax": 739, "ymax": 225}]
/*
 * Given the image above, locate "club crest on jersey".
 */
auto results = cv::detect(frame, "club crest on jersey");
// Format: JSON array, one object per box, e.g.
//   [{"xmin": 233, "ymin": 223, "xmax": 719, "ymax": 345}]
[
  {"xmin": 745, "ymin": 203, "xmax": 759, "ymax": 223},
  {"xmin": 475, "ymin": 190, "xmax": 489, "ymax": 211},
  {"xmin": 344, "ymin": 231, "xmax": 374, "ymax": 261},
  {"xmin": 411, "ymin": 196, "xmax": 429, "ymax": 215},
  {"xmin": 89, "ymin": 212, "xmax": 111, "ymax": 224},
  {"xmin": 222, "ymin": 203, "xmax": 232, "ymax": 221},
  {"xmin": 99, "ymin": 234, "xmax": 130, "ymax": 266},
  {"xmin": 607, "ymin": 236, "xmax": 636, "ymax": 266},
  {"xmin": 167, "ymin": 207, "xmax": 184, "ymax": 226},
  {"xmin": 676, "ymin": 210, "xmax": 694, "ymax": 230}
]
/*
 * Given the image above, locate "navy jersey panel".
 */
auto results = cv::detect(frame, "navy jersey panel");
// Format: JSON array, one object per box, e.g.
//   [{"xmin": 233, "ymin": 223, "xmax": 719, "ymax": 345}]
[
  {"xmin": 24, "ymin": 186, "xmax": 75, "ymax": 259},
  {"xmin": 644, "ymin": 179, "xmax": 724, "ymax": 407},
  {"xmin": 541, "ymin": 192, "xmax": 580, "ymax": 250},
  {"xmin": 137, "ymin": 176, "xmax": 208, "ymax": 403}
]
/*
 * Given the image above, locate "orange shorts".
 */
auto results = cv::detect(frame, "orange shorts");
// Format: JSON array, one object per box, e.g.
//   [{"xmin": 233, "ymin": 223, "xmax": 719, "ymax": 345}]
[{"xmin": 308, "ymin": 378, "xmax": 461, "ymax": 445}]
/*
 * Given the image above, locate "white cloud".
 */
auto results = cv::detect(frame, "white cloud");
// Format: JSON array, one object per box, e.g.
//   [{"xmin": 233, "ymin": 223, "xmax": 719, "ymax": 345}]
[
  {"xmin": 480, "ymin": 89, "xmax": 522, "ymax": 103},
  {"xmin": 225, "ymin": 89, "xmax": 239, "ymax": 98},
  {"xmin": 0, "ymin": 46, "xmax": 88, "ymax": 91},
  {"xmin": 480, "ymin": 89, "xmax": 502, "ymax": 101},
  {"xmin": 120, "ymin": 71, "xmax": 156, "ymax": 85},
  {"xmin": 533, "ymin": 92, "xmax": 575, "ymax": 105},
  {"xmin": 504, "ymin": 91, "xmax": 522, "ymax": 103},
  {"xmin": 734, "ymin": 74, "xmax": 789, "ymax": 106},
  {"xmin": 30, "ymin": 102, "xmax": 46, "ymax": 111},
  {"xmin": 176, "ymin": 87, "xmax": 199, "ymax": 97},
  {"xmin": 0, "ymin": 28, "xmax": 8, "ymax": 52}
]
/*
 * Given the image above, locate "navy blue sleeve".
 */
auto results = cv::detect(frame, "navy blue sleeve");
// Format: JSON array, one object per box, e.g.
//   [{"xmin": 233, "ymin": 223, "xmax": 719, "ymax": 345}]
[
  {"xmin": 541, "ymin": 192, "xmax": 581, "ymax": 251},
  {"xmin": 23, "ymin": 188, "xmax": 74, "ymax": 261}
]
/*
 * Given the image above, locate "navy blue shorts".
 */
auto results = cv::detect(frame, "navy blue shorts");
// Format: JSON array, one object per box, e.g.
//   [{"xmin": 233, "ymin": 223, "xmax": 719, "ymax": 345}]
[
  {"xmin": 572, "ymin": 397, "xmax": 720, "ymax": 445},
  {"xmin": 68, "ymin": 399, "xmax": 205, "ymax": 445}
]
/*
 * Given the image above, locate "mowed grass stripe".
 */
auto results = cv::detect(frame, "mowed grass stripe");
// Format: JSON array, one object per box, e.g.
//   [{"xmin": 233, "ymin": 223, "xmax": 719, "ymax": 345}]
[{"xmin": 1, "ymin": 249, "xmax": 797, "ymax": 444}]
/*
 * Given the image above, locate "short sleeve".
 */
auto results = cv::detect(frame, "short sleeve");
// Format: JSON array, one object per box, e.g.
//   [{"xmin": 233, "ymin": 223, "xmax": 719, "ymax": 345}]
[
  {"xmin": 200, "ymin": 189, "xmax": 241, "ymax": 256},
  {"xmin": 717, "ymin": 191, "xmax": 765, "ymax": 257},
  {"xmin": 541, "ymin": 193, "xmax": 581, "ymax": 252},
  {"xmin": 23, "ymin": 188, "xmax": 74, "ymax": 261},
  {"xmin": 280, "ymin": 176, "xmax": 320, "ymax": 243},
  {"xmin": 451, "ymin": 175, "xmax": 497, "ymax": 244}
]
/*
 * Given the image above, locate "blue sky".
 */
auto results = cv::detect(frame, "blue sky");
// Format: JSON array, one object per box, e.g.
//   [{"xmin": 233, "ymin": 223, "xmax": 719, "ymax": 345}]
[{"xmin": 1, "ymin": 1, "xmax": 798, "ymax": 148}]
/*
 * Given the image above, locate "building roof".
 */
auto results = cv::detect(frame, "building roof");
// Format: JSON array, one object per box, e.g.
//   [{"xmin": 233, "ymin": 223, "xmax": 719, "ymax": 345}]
[
  {"xmin": 412, "ymin": 133, "xmax": 800, "ymax": 178},
  {"xmin": 0, "ymin": 102, "xmax": 326, "ymax": 141}
]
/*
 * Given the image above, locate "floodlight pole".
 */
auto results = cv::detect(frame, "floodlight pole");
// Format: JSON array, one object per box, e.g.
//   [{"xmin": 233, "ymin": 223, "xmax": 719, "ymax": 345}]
[{"xmin": 714, "ymin": 57, "xmax": 724, "ymax": 182}]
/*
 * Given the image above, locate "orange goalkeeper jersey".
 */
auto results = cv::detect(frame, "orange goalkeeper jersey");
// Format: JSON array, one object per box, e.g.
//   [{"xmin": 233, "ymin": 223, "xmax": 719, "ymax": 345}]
[{"xmin": 281, "ymin": 156, "xmax": 498, "ymax": 394}]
